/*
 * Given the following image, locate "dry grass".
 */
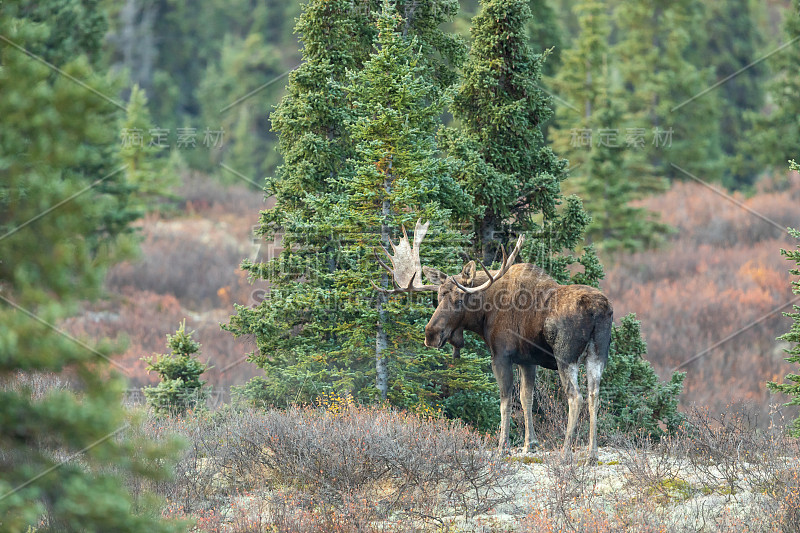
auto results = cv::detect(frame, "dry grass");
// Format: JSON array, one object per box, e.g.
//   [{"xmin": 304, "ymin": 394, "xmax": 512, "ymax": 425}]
[
  {"xmin": 7, "ymin": 372, "xmax": 800, "ymax": 532},
  {"xmin": 128, "ymin": 400, "xmax": 800, "ymax": 532},
  {"xmin": 513, "ymin": 404, "xmax": 800, "ymax": 533},
  {"xmin": 61, "ymin": 289, "xmax": 262, "ymax": 390},
  {"xmin": 129, "ymin": 402, "xmax": 517, "ymax": 532}
]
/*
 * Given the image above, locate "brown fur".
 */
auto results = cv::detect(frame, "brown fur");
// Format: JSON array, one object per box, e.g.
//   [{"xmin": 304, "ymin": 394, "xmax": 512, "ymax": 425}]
[{"xmin": 424, "ymin": 262, "xmax": 613, "ymax": 460}]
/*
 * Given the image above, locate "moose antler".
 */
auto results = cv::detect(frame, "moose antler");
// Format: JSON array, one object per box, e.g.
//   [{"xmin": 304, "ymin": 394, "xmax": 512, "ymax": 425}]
[
  {"xmin": 452, "ymin": 235, "xmax": 525, "ymax": 294},
  {"xmin": 372, "ymin": 220, "xmax": 438, "ymax": 294}
]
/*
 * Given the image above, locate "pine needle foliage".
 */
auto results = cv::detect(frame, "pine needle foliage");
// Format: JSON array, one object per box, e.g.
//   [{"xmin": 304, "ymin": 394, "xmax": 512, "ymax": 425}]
[
  {"xmin": 143, "ymin": 321, "xmax": 211, "ymax": 416},
  {"xmin": 747, "ymin": 1, "xmax": 800, "ymax": 176},
  {"xmin": 601, "ymin": 314, "xmax": 686, "ymax": 440},
  {"xmin": 442, "ymin": 0, "xmax": 602, "ymax": 289},
  {"xmin": 614, "ymin": 0, "xmax": 724, "ymax": 183},
  {"xmin": 550, "ymin": 1, "xmax": 670, "ymax": 253},
  {"xmin": 226, "ymin": 0, "xmax": 486, "ymax": 410},
  {"xmin": 0, "ymin": 3, "xmax": 182, "ymax": 530}
]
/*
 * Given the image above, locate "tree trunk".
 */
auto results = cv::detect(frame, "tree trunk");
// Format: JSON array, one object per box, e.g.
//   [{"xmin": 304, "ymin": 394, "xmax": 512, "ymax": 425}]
[
  {"xmin": 375, "ymin": 292, "xmax": 389, "ymax": 400},
  {"xmin": 115, "ymin": 0, "xmax": 157, "ymax": 94},
  {"xmin": 480, "ymin": 211, "xmax": 497, "ymax": 266},
  {"xmin": 375, "ymin": 155, "xmax": 393, "ymax": 400}
]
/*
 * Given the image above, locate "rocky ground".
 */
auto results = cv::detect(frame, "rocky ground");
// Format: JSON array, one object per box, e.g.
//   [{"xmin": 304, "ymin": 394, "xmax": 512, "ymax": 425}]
[{"xmin": 168, "ymin": 442, "xmax": 800, "ymax": 532}]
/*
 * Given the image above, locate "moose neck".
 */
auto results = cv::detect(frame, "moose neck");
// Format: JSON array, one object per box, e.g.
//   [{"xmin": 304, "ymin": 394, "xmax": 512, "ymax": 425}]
[{"xmin": 462, "ymin": 292, "xmax": 489, "ymax": 338}]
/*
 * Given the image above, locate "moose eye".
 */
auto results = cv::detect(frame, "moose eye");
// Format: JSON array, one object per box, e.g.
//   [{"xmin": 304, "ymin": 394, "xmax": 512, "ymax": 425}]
[{"xmin": 455, "ymin": 299, "xmax": 463, "ymax": 307}]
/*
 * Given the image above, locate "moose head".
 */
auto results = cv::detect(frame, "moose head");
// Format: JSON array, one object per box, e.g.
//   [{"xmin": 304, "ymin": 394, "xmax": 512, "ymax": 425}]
[{"xmin": 372, "ymin": 220, "xmax": 523, "ymax": 358}]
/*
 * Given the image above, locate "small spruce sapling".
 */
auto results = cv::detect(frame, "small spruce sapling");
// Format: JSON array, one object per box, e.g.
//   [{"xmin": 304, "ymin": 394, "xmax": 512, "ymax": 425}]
[
  {"xmin": 601, "ymin": 314, "xmax": 685, "ymax": 440},
  {"xmin": 143, "ymin": 320, "xmax": 211, "ymax": 415}
]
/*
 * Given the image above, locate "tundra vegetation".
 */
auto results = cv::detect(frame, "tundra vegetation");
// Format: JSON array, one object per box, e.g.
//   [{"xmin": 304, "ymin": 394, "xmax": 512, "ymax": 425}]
[{"xmin": 2, "ymin": 0, "xmax": 800, "ymax": 531}]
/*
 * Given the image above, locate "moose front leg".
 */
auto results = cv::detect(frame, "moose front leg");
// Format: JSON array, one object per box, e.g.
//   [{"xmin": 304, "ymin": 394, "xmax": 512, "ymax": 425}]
[
  {"xmin": 491, "ymin": 354, "xmax": 515, "ymax": 451},
  {"xmin": 519, "ymin": 364, "xmax": 539, "ymax": 453},
  {"xmin": 448, "ymin": 328, "xmax": 464, "ymax": 358}
]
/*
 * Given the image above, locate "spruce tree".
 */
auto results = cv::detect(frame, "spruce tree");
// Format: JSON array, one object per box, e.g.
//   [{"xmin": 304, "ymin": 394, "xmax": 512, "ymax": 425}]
[
  {"xmin": 0, "ymin": 3, "xmax": 180, "ymax": 531},
  {"xmin": 439, "ymin": 0, "xmax": 604, "ymax": 435},
  {"xmin": 602, "ymin": 314, "xmax": 685, "ymax": 439},
  {"xmin": 614, "ymin": 0, "xmax": 724, "ymax": 183},
  {"xmin": 747, "ymin": 1, "xmax": 800, "ymax": 175},
  {"xmin": 198, "ymin": 32, "xmax": 286, "ymax": 184},
  {"xmin": 225, "ymin": 0, "xmax": 380, "ymax": 407},
  {"xmin": 143, "ymin": 321, "xmax": 211, "ymax": 416},
  {"xmin": 119, "ymin": 84, "xmax": 172, "ymax": 212},
  {"xmin": 550, "ymin": 1, "xmax": 669, "ymax": 252},
  {"xmin": 704, "ymin": 0, "xmax": 766, "ymax": 188},
  {"xmin": 527, "ymin": 0, "xmax": 564, "ymax": 76},
  {"xmin": 336, "ymin": 3, "xmax": 476, "ymax": 401},
  {"xmin": 444, "ymin": 0, "xmax": 600, "ymax": 284},
  {"xmin": 226, "ymin": 0, "xmax": 486, "ymax": 408},
  {"xmin": 443, "ymin": 0, "xmax": 684, "ymax": 440}
]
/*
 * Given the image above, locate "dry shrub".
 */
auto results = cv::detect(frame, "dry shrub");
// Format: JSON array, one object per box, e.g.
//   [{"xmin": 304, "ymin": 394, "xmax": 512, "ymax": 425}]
[
  {"xmin": 92, "ymin": 179, "xmax": 269, "ymax": 393},
  {"xmin": 520, "ymin": 505, "xmax": 617, "ymax": 533},
  {"xmin": 518, "ymin": 372, "xmax": 571, "ymax": 449},
  {"xmin": 107, "ymin": 216, "xmax": 259, "ymax": 310},
  {"xmin": 222, "ymin": 489, "xmax": 428, "ymax": 533},
  {"xmin": 605, "ymin": 176, "xmax": 800, "ymax": 421},
  {"xmin": 0, "ymin": 371, "xmax": 71, "ymax": 399},
  {"xmin": 135, "ymin": 404, "xmax": 517, "ymax": 531},
  {"xmin": 611, "ymin": 404, "xmax": 800, "ymax": 532},
  {"xmin": 635, "ymin": 178, "xmax": 800, "ymax": 248},
  {"xmin": 539, "ymin": 454, "xmax": 600, "ymax": 525},
  {"xmin": 62, "ymin": 289, "xmax": 261, "ymax": 391},
  {"xmin": 614, "ymin": 433, "xmax": 688, "ymax": 503},
  {"xmin": 511, "ymin": 403, "xmax": 800, "ymax": 533},
  {"xmin": 174, "ymin": 171, "xmax": 269, "ymax": 219}
]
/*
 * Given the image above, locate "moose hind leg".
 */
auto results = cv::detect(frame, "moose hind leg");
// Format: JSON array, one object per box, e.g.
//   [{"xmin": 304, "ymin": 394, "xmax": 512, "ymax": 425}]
[
  {"xmin": 519, "ymin": 364, "xmax": 538, "ymax": 453},
  {"xmin": 558, "ymin": 362, "xmax": 582, "ymax": 458},
  {"xmin": 586, "ymin": 342, "xmax": 605, "ymax": 462},
  {"xmin": 492, "ymin": 356, "xmax": 515, "ymax": 451}
]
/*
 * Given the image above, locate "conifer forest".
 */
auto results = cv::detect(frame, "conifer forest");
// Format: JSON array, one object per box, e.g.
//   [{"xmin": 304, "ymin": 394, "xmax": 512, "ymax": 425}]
[{"xmin": 2, "ymin": 0, "xmax": 800, "ymax": 530}]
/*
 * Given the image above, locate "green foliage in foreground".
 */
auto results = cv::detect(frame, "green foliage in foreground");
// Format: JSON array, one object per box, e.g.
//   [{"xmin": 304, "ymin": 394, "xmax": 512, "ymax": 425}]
[
  {"xmin": 0, "ymin": 3, "xmax": 182, "ymax": 530},
  {"xmin": 143, "ymin": 321, "xmax": 211, "ymax": 416},
  {"xmin": 768, "ymin": 206, "xmax": 800, "ymax": 436}
]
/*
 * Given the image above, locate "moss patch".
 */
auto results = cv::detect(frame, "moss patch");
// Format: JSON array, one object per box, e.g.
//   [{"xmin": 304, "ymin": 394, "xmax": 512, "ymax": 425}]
[
  {"xmin": 647, "ymin": 477, "xmax": 695, "ymax": 503},
  {"xmin": 506, "ymin": 456, "xmax": 544, "ymax": 465}
]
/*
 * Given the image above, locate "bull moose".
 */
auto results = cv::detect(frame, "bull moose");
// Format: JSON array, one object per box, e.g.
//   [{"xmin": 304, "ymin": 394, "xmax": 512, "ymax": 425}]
[{"xmin": 373, "ymin": 220, "xmax": 613, "ymax": 461}]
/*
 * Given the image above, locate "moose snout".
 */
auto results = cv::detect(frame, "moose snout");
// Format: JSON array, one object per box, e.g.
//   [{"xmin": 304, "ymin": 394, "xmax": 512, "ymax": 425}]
[
  {"xmin": 424, "ymin": 323, "xmax": 446, "ymax": 349},
  {"xmin": 424, "ymin": 326, "xmax": 436, "ymax": 348}
]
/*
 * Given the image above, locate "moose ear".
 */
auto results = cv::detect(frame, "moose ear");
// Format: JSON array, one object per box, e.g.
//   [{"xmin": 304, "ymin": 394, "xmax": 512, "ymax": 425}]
[
  {"xmin": 460, "ymin": 261, "xmax": 477, "ymax": 286},
  {"xmin": 423, "ymin": 266, "xmax": 448, "ymax": 286}
]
